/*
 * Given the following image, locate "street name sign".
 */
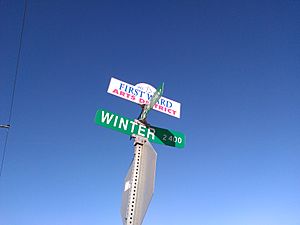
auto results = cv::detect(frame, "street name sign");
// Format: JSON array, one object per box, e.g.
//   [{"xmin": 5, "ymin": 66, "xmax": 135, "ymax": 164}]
[
  {"xmin": 95, "ymin": 109, "xmax": 185, "ymax": 148},
  {"xmin": 139, "ymin": 82, "xmax": 164, "ymax": 121},
  {"xmin": 107, "ymin": 77, "xmax": 181, "ymax": 118}
]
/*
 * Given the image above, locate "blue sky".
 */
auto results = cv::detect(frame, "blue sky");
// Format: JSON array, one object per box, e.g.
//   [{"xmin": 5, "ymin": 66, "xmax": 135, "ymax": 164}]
[{"xmin": 0, "ymin": 0, "xmax": 300, "ymax": 224}]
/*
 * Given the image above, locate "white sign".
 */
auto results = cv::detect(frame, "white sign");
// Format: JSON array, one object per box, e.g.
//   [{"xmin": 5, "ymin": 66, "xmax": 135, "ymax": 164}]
[{"xmin": 107, "ymin": 77, "xmax": 181, "ymax": 118}]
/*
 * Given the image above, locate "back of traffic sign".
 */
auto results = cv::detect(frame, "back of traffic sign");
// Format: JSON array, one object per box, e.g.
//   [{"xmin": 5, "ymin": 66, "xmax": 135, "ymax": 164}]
[{"xmin": 121, "ymin": 138, "xmax": 157, "ymax": 225}]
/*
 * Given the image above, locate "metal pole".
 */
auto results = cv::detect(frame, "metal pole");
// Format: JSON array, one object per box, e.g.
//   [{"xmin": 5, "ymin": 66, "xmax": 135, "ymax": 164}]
[{"xmin": 121, "ymin": 136, "xmax": 157, "ymax": 225}]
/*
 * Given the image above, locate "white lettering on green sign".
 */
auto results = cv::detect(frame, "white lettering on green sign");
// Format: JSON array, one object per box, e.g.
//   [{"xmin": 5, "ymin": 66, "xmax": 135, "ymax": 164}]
[
  {"xmin": 95, "ymin": 109, "xmax": 185, "ymax": 148},
  {"xmin": 100, "ymin": 110, "xmax": 155, "ymax": 140}
]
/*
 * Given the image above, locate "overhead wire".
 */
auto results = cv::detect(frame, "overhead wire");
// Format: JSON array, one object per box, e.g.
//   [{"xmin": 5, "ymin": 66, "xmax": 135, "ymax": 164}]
[{"xmin": 0, "ymin": 0, "xmax": 28, "ymax": 178}]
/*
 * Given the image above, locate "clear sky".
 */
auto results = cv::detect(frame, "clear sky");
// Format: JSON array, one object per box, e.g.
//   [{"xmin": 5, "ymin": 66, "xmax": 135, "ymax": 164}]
[{"xmin": 0, "ymin": 0, "xmax": 299, "ymax": 225}]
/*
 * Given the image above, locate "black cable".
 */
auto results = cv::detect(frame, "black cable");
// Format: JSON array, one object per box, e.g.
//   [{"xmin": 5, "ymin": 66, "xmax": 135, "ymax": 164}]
[
  {"xmin": 0, "ymin": 0, "xmax": 28, "ymax": 178},
  {"xmin": 0, "ymin": 130, "xmax": 9, "ymax": 177},
  {"xmin": 8, "ymin": 0, "xmax": 28, "ymax": 124}
]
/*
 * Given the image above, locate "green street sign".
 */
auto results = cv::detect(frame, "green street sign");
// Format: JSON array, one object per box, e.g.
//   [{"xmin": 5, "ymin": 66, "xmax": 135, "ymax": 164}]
[
  {"xmin": 95, "ymin": 109, "xmax": 185, "ymax": 148},
  {"xmin": 139, "ymin": 82, "xmax": 164, "ymax": 121}
]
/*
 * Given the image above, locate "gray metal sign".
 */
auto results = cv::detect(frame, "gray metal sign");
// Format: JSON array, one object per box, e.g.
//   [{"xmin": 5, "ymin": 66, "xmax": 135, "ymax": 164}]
[{"xmin": 121, "ymin": 137, "xmax": 157, "ymax": 225}]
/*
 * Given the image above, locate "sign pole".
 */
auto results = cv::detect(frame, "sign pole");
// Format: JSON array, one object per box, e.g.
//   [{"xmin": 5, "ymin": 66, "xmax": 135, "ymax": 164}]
[{"xmin": 121, "ymin": 135, "xmax": 157, "ymax": 225}]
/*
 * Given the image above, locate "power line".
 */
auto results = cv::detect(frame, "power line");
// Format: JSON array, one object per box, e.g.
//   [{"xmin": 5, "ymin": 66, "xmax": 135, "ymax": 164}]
[
  {"xmin": 0, "ymin": 0, "xmax": 28, "ymax": 178},
  {"xmin": 8, "ymin": 0, "xmax": 28, "ymax": 124},
  {"xmin": 0, "ymin": 130, "xmax": 9, "ymax": 177}
]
